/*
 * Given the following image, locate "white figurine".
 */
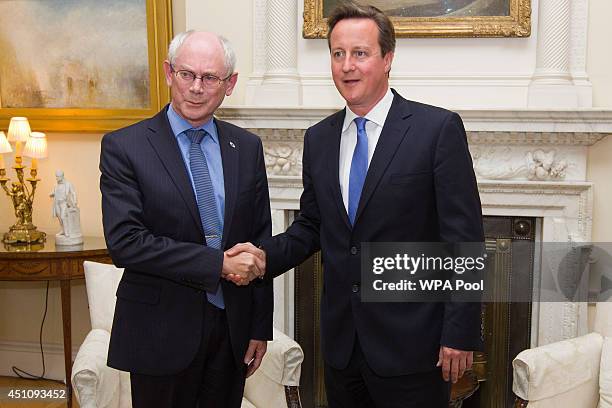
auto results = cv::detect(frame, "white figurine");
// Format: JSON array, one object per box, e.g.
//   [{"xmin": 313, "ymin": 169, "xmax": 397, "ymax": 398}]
[{"xmin": 50, "ymin": 170, "xmax": 83, "ymax": 245}]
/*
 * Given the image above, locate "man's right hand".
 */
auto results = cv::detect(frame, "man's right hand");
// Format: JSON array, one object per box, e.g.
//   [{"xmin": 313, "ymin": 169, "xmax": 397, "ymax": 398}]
[{"xmin": 222, "ymin": 243, "xmax": 266, "ymax": 285}]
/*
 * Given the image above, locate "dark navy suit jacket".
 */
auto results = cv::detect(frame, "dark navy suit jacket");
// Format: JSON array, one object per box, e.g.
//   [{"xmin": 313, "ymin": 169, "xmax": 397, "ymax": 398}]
[
  {"xmin": 262, "ymin": 90, "xmax": 484, "ymax": 376},
  {"xmin": 100, "ymin": 106, "xmax": 273, "ymax": 375}
]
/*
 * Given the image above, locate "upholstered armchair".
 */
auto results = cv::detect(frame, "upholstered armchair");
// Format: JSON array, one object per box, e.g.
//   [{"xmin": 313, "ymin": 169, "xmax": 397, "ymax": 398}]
[
  {"xmin": 512, "ymin": 302, "xmax": 612, "ymax": 408},
  {"xmin": 72, "ymin": 261, "xmax": 304, "ymax": 408}
]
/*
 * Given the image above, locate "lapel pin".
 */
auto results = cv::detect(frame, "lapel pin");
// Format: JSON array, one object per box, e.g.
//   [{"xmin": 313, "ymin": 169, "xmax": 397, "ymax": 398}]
[{"xmin": 229, "ymin": 141, "xmax": 236, "ymax": 148}]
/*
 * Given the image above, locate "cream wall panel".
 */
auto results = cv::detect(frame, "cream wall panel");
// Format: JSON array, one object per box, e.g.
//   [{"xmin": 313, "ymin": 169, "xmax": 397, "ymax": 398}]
[
  {"xmin": 0, "ymin": 282, "xmax": 89, "ymax": 346},
  {"xmin": 587, "ymin": 0, "xmax": 612, "ymax": 107},
  {"xmin": 588, "ymin": 136, "xmax": 612, "ymax": 241},
  {"xmin": 0, "ymin": 133, "xmax": 103, "ymax": 360},
  {"xmin": 261, "ymin": 0, "xmax": 542, "ymax": 108},
  {"xmin": 173, "ymin": 0, "xmax": 186, "ymax": 34},
  {"xmin": 0, "ymin": 133, "xmax": 104, "ymax": 237},
  {"xmin": 586, "ymin": 0, "xmax": 612, "ymax": 243},
  {"xmin": 184, "ymin": 0, "xmax": 253, "ymax": 106}
]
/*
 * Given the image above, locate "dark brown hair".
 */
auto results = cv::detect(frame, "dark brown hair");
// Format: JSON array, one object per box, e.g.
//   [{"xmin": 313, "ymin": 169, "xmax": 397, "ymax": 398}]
[{"xmin": 327, "ymin": 2, "xmax": 396, "ymax": 56}]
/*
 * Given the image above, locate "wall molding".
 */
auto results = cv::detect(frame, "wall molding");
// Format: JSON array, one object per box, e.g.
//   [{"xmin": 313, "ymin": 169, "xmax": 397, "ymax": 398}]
[
  {"xmin": 0, "ymin": 340, "xmax": 78, "ymax": 381},
  {"xmin": 218, "ymin": 107, "xmax": 612, "ymax": 136}
]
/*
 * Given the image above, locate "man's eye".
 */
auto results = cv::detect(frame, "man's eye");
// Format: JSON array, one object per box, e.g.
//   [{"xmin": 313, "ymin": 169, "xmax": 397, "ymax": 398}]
[
  {"xmin": 355, "ymin": 51, "xmax": 367, "ymax": 57},
  {"xmin": 333, "ymin": 51, "xmax": 345, "ymax": 58},
  {"xmin": 203, "ymin": 75, "xmax": 217, "ymax": 82},
  {"xmin": 179, "ymin": 71, "xmax": 194, "ymax": 80}
]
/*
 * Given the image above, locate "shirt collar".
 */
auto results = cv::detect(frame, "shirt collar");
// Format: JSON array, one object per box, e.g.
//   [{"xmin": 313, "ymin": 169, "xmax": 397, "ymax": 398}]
[
  {"xmin": 342, "ymin": 88, "xmax": 394, "ymax": 133},
  {"xmin": 166, "ymin": 103, "xmax": 219, "ymax": 144}
]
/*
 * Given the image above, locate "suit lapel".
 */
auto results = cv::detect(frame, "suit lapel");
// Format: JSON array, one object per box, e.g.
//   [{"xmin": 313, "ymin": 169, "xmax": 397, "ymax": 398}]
[
  {"xmin": 145, "ymin": 107, "xmax": 204, "ymax": 234},
  {"xmin": 326, "ymin": 109, "xmax": 352, "ymax": 231},
  {"xmin": 215, "ymin": 119, "xmax": 239, "ymax": 249},
  {"xmin": 355, "ymin": 92, "xmax": 413, "ymax": 224}
]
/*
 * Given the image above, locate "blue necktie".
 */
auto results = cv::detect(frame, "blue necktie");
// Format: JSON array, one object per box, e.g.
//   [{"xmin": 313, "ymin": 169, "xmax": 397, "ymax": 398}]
[
  {"xmin": 187, "ymin": 129, "xmax": 224, "ymax": 309},
  {"xmin": 348, "ymin": 117, "xmax": 368, "ymax": 225}
]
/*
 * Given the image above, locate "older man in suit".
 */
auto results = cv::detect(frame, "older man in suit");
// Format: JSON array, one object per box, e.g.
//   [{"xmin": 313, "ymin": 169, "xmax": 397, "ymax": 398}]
[
  {"xmin": 100, "ymin": 31, "xmax": 272, "ymax": 408},
  {"xmin": 228, "ymin": 4, "xmax": 484, "ymax": 407}
]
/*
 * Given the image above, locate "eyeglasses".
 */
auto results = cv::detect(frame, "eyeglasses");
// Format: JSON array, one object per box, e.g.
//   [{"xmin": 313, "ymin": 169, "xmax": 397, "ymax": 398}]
[{"xmin": 170, "ymin": 65, "xmax": 232, "ymax": 87}]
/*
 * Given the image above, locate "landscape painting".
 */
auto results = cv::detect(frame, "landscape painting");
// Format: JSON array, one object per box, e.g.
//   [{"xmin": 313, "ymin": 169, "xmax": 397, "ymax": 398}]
[
  {"xmin": 304, "ymin": 0, "xmax": 530, "ymax": 38},
  {"xmin": 323, "ymin": 0, "xmax": 510, "ymax": 17},
  {"xmin": 0, "ymin": 0, "xmax": 171, "ymax": 132},
  {"xmin": 0, "ymin": 0, "xmax": 150, "ymax": 109}
]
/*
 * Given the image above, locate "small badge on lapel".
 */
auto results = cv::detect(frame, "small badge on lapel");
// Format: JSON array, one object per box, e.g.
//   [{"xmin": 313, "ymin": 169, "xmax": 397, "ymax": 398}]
[{"xmin": 229, "ymin": 141, "xmax": 236, "ymax": 148}]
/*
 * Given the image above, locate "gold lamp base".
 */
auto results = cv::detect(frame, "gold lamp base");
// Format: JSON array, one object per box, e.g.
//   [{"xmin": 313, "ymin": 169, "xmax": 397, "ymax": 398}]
[{"xmin": 3, "ymin": 223, "xmax": 46, "ymax": 245}]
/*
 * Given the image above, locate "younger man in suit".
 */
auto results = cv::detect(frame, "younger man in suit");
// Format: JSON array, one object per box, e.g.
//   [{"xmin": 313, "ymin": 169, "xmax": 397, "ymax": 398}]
[{"xmin": 228, "ymin": 4, "xmax": 484, "ymax": 407}]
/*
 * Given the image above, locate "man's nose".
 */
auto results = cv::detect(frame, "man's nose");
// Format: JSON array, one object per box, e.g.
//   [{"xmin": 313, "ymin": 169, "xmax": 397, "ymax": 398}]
[
  {"xmin": 189, "ymin": 77, "xmax": 205, "ymax": 92},
  {"xmin": 341, "ymin": 56, "xmax": 355, "ymax": 73}
]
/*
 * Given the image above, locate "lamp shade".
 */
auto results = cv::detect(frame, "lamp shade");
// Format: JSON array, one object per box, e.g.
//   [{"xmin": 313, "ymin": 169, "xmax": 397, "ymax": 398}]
[
  {"xmin": 7, "ymin": 117, "xmax": 31, "ymax": 142},
  {"xmin": 0, "ymin": 131, "xmax": 12, "ymax": 154},
  {"xmin": 23, "ymin": 132, "xmax": 48, "ymax": 159}
]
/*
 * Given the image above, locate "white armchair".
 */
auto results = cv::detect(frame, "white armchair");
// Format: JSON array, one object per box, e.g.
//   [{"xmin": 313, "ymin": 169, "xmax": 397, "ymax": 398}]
[
  {"xmin": 72, "ymin": 261, "xmax": 303, "ymax": 408},
  {"xmin": 512, "ymin": 302, "xmax": 612, "ymax": 408}
]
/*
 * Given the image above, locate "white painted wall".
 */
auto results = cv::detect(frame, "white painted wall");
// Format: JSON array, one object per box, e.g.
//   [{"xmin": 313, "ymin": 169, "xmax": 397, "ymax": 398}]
[
  {"xmin": 0, "ymin": 134, "xmax": 102, "ymax": 379},
  {"xmin": 294, "ymin": 0, "xmax": 540, "ymax": 108},
  {"xmin": 586, "ymin": 0, "xmax": 612, "ymax": 245},
  {"xmin": 184, "ymin": 0, "xmax": 253, "ymax": 105}
]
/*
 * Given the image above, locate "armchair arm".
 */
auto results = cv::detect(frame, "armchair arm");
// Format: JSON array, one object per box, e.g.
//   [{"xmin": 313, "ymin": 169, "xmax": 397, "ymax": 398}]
[
  {"xmin": 71, "ymin": 329, "xmax": 123, "ymax": 408},
  {"xmin": 243, "ymin": 328, "xmax": 304, "ymax": 408},
  {"xmin": 512, "ymin": 332, "xmax": 603, "ymax": 408}
]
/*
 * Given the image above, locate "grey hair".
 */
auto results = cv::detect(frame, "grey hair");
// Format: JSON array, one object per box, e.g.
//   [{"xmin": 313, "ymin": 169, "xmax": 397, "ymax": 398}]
[{"xmin": 167, "ymin": 30, "xmax": 236, "ymax": 76}]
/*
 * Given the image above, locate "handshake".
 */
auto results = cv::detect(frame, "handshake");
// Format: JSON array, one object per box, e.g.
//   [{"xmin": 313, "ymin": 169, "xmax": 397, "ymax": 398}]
[{"xmin": 221, "ymin": 242, "xmax": 266, "ymax": 286}]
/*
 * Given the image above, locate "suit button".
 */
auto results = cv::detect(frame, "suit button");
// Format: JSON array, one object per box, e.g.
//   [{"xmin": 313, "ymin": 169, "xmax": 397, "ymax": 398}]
[
  {"xmin": 352, "ymin": 283, "xmax": 360, "ymax": 293},
  {"xmin": 350, "ymin": 246, "xmax": 358, "ymax": 255}
]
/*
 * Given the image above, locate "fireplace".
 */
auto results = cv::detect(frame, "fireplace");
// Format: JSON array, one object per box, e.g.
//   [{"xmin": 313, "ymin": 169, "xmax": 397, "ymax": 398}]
[{"xmin": 293, "ymin": 216, "xmax": 537, "ymax": 408}]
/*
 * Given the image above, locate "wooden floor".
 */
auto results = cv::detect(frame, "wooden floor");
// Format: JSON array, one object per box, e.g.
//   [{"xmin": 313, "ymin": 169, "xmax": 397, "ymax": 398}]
[{"xmin": 0, "ymin": 377, "xmax": 78, "ymax": 408}]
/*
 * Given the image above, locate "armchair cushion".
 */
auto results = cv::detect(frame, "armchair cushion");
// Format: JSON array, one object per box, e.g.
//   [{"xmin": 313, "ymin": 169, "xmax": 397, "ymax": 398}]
[
  {"xmin": 72, "ymin": 329, "xmax": 124, "ymax": 408},
  {"xmin": 243, "ymin": 328, "xmax": 303, "ymax": 408},
  {"xmin": 601, "ymin": 337, "xmax": 612, "ymax": 408},
  {"xmin": 83, "ymin": 261, "xmax": 124, "ymax": 332},
  {"xmin": 241, "ymin": 398, "xmax": 257, "ymax": 408},
  {"xmin": 512, "ymin": 332, "xmax": 603, "ymax": 408},
  {"xmin": 258, "ymin": 328, "xmax": 303, "ymax": 386}
]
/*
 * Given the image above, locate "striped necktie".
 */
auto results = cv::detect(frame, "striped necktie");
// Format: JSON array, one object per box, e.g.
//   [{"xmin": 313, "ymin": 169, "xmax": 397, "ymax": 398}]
[{"xmin": 186, "ymin": 129, "xmax": 224, "ymax": 309}]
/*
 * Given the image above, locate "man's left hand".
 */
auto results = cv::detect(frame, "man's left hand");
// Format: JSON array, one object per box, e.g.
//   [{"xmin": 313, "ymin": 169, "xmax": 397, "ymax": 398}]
[
  {"xmin": 244, "ymin": 339, "xmax": 267, "ymax": 378},
  {"xmin": 437, "ymin": 346, "xmax": 473, "ymax": 383}
]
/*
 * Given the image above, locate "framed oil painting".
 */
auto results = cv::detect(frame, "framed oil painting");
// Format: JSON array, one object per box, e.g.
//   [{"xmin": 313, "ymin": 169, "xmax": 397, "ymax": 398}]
[
  {"xmin": 0, "ymin": 0, "xmax": 172, "ymax": 132},
  {"xmin": 303, "ymin": 0, "xmax": 531, "ymax": 38}
]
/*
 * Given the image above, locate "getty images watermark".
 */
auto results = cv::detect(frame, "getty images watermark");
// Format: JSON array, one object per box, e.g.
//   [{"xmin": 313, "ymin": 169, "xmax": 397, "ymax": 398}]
[{"xmin": 360, "ymin": 242, "xmax": 612, "ymax": 303}]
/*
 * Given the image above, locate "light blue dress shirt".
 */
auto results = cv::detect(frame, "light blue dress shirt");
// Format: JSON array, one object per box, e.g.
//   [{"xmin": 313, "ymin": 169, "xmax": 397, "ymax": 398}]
[{"xmin": 166, "ymin": 105, "xmax": 225, "ymax": 236}]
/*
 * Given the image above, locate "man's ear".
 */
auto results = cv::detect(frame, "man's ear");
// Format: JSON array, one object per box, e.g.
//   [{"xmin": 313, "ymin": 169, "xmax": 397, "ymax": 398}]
[
  {"xmin": 225, "ymin": 73, "xmax": 239, "ymax": 96},
  {"xmin": 163, "ymin": 60, "xmax": 173, "ymax": 87},
  {"xmin": 383, "ymin": 51, "xmax": 394, "ymax": 75}
]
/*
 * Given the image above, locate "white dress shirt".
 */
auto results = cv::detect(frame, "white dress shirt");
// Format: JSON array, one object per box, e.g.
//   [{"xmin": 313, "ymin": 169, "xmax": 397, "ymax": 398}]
[{"xmin": 339, "ymin": 88, "xmax": 394, "ymax": 212}]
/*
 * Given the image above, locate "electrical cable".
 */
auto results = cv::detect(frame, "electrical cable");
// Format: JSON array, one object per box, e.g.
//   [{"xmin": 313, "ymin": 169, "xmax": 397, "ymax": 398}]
[{"xmin": 11, "ymin": 281, "xmax": 64, "ymax": 385}]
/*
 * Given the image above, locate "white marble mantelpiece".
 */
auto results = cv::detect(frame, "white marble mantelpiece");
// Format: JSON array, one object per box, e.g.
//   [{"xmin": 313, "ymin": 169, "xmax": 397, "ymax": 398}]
[
  {"xmin": 218, "ymin": 107, "xmax": 612, "ymax": 137},
  {"xmin": 218, "ymin": 107, "xmax": 611, "ymax": 186}
]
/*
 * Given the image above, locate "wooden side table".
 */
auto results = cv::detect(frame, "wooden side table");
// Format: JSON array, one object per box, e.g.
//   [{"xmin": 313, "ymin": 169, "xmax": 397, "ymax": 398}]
[{"xmin": 0, "ymin": 236, "xmax": 111, "ymax": 407}]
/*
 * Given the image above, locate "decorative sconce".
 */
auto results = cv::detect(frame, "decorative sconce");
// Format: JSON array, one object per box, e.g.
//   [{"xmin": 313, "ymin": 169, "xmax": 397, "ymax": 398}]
[{"xmin": 0, "ymin": 117, "xmax": 48, "ymax": 244}]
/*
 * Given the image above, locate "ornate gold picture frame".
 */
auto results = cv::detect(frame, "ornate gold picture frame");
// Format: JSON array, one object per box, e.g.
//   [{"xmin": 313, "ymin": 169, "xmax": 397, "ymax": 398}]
[
  {"xmin": 0, "ymin": 0, "xmax": 172, "ymax": 133},
  {"xmin": 303, "ymin": 0, "xmax": 531, "ymax": 38}
]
